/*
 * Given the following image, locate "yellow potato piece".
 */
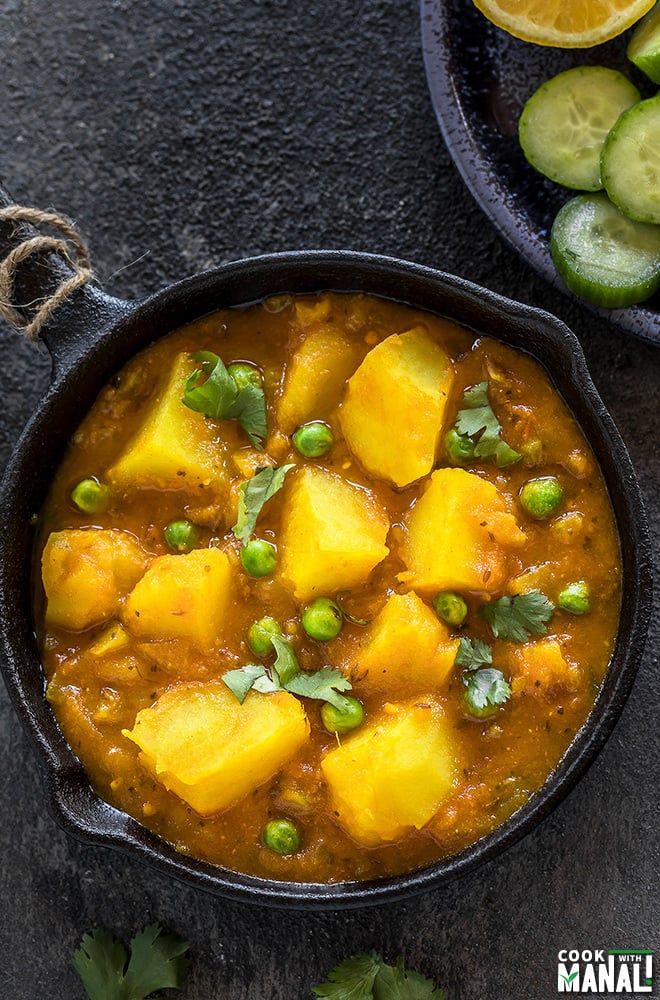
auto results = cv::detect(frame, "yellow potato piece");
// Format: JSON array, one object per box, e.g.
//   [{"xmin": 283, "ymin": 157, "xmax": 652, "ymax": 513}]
[
  {"xmin": 42, "ymin": 529, "xmax": 148, "ymax": 631},
  {"xmin": 277, "ymin": 328, "xmax": 358, "ymax": 433},
  {"xmin": 108, "ymin": 353, "xmax": 228, "ymax": 492},
  {"xmin": 346, "ymin": 591, "xmax": 459, "ymax": 696},
  {"xmin": 124, "ymin": 682, "xmax": 309, "ymax": 816},
  {"xmin": 121, "ymin": 548, "xmax": 232, "ymax": 651},
  {"xmin": 88, "ymin": 622, "xmax": 131, "ymax": 658},
  {"xmin": 509, "ymin": 638, "xmax": 579, "ymax": 696},
  {"xmin": 279, "ymin": 467, "xmax": 390, "ymax": 601},
  {"xmin": 339, "ymin": 327, "xmax": 454, "ymax": 487},
  {"xmin": 399, "ymin": 468, "xmax": 526, "ymax": 594},
  {"xmin": 321, "ymin": 699, "xmax": 457, "ymax": 846}
]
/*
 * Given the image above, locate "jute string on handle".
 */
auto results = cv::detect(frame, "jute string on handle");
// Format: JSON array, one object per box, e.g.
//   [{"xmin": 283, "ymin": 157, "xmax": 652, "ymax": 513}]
[{"xmin": 0, "ymin": 205, "xmax": 94, "ymax": 342}]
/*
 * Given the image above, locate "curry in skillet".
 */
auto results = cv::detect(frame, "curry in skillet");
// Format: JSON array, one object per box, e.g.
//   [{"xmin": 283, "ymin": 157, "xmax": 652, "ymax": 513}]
[{"xmin": 36, "ymin": 292, "xmax": 620, "ymax": 882}]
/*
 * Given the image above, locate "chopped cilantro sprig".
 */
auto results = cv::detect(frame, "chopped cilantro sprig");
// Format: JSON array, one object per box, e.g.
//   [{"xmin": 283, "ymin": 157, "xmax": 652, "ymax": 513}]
[
  {"xmin": 450, "ymin": 380, "xmax": 521, "ymax": 468},
  {"xmin": 72, "ymin": 923, "xmax": 189, "ymax": 1000},
  {"xmin": 223, "ymin": 634, "xmax": 352, "ymax": 710},
  {"xmin": 480, "ymin": 589, "xmax": 554, "ymax": 643},
  {"xmin": 313, "ymin": 951, "xmax": 446, "ymax": 999},
  {"xmin": 182, "ymin": 350, "xmax": 267, "ymax": 448},
  {"xmin": 454, "ymin": 637, "xmax": 511, "ymax": 713},
  {"xmin": 232, "ymin": 464, "xmax": 294, "ymax": 545}
]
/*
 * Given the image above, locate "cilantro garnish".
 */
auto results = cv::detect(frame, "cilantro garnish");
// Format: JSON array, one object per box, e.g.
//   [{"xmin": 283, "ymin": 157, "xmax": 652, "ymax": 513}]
[
  {"xmin": 480, "ymin": 589, "xmax": 554, "ymax": 643},
  {"xmin": 270, "ymin": 633, "xmax": 301, "ymax": 686},
  {"xmin": 313, "ymin": 951, "xmax": 446, "ymax": 999},
  {"xmin": 182, "ymin": 350, "xmax": 267, "ymax": 448},
  {"xmin": 454, "ymin": 636, "xmax": 493, "ymax": 670},
  {"xmin": 454, "ymin": 637, "xmax": 511, "ymax": 711},
  {"xmin": 464, "ymin": 666, "xmax": 511, "ymax": 711},
  {"xmin": 286, "ymin": 664, "xmax": 353, "ymax": 709},
  {"xmin": 223, "ymin": 635, "xmax": 352, "ymax": 710},
  {"xmin": 232, "ymin": 464, "xmax": 295, "ymax": 545},
  {"xmin": 72, "ymin": 923, "xmax": 189, "ymax": 1000},
  {"xmin": 452, "ymin": 380, "xmax": 521, "ymax": 468}
]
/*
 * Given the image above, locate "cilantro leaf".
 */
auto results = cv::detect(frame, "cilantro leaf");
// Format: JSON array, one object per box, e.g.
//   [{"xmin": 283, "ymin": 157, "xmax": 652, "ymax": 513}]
[
  {"xmin": 313, "ymin": 953, "xmax": 446, "ymax": 1000},
  {"xmin": 480, "ymin": 590, "xmax": 554, "ymax": 643},
  {"xmin": 222, "ymin": 635, "xmax": 304, "ymax": 699},
  {"xmin": 223, "ymin": 637, "xmax": 353, "ymax": 711},
  {"xmin": 72, "ymin": 924, "xmax": 189, "ymax": 1000},
  {"xmin": 73, "ymin": 928, "xmax": 129, "ymax": 1000},
  {"xmin": 373, "ymin": 958, "xmax": 446, "ymax": 1000},
  {"xmin": 222, "ymin": 663, "xmax": 272, "ymax": 703},
  {"xmin": 463, "ymin": 667, "xmax": 511, "ymax": 711},
  {"xmin": 232, "ymin": 464, "xmax": 295, "ymax": 545},
  {"xmin": 182, "ymin": 350, "xmax": 267, "ymax": 448},
  {"xmin": 182, "ymin": 351, "xmax": 238, "ymax": 419},
  {"xmin": 453, "ymin": 380, "xmax": 521, "ymax": 469},
  {"xmin": 313, "ymin": 952, "xmax": 382, "ymax": 999},
  {"xmin": 285, "ymin": 665, "xmax": 353, "ymax": 710},
  {"xmin": 122, "ymin": 924, "xmax": 190, "ymax": 999},
  {"xmin": 454, "ymin": 636, "xmax": 493, "ymax": 670},
  {"xmin": 227, "ymin": 381, "xmax": 268, "ymax": 449},
  {"xmin": 271, "ymin": 633, "xmax": 301, "ymax": 686},
  {"xmin": 455, "ymin": 638, "xmax": 511, "ymax": 711}
]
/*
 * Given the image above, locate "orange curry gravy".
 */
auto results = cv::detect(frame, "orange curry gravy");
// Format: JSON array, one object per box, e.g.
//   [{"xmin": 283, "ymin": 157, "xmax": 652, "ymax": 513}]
[{"xmin": 35, "ymin": 292, "xmax": 621, "ymax": 883}]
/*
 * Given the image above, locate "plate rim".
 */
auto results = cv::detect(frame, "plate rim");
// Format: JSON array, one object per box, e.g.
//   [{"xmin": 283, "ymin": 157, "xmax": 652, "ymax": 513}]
[{"xmin": 420, "ymin": 0, "xmax": 660, "ymax": 346}]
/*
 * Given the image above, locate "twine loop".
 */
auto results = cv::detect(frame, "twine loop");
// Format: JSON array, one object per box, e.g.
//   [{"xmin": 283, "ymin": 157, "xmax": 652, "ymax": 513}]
[{"xmin": 0, "ymin": 205, "xmax": 94, "ymax": 342}]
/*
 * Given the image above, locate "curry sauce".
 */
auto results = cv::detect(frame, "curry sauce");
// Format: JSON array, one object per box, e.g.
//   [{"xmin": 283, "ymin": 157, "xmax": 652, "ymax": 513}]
[{"xmin": 35, "ymin": 292, "xmax": 621, "ymax": 883}]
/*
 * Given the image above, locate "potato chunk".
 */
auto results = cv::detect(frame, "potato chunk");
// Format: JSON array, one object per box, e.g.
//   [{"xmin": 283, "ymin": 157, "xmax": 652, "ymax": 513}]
[
  {"xmin": 321, "ymin": 699, "xmax": 457, "ymax": 846},
  {"xmin": 42, "ymin": 529, "xmax": 148, "ymax": 631},
  {"xmin": 277, "ymin": 328, "xmax": 358, "ymax": 433},
  {"xmin": 399, "ymin": 468, "xmax": 526, "ymax": 594},
  {"xmin": 509, "ymin": 638, "xmax": 579, "ymax": 697},
  {"xmin": 279, "ymin": 467, "xmax": 389, "ymax": 601},
  {"xmin": 339, "ymin": 327, "xmax": 454, "ymax": 487},
  {"xmin": 108, "ymin": 353, "xmax": 228, "ymax": 492},
  {"xmin": 121, "ymin": 548, "xmax": 231, "ymax": 650},
  {"xmin": 342, "ymin": 592, "xmax": 459, "ymax": 696},
  {"xmin": 124, "ymin": 682, "xmax": 309, "ymax": 816}
]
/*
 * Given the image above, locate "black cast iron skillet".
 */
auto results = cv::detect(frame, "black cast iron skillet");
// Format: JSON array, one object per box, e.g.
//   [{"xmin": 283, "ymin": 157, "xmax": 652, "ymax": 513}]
[{"xmin": 0, "ymin": 194, "xmax": 652, "ymax": 909}]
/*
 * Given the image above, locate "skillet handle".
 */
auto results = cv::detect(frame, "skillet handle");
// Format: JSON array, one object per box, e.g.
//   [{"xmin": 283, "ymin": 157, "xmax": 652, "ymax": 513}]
[{"xmin": 0, "ymin": 187, "xmax": 132, "ymax": 376}]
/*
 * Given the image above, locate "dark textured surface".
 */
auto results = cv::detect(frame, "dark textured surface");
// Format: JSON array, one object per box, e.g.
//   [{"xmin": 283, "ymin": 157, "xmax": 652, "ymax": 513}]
[{"xmin": 0, "ymin": 2, "xmax": 658, "ymax": 997}]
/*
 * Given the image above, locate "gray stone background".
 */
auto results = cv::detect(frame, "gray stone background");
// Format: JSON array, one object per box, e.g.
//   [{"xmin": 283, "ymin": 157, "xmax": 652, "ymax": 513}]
[{"xmin": 0, "ymin": 1, "xmax": 658, "ymax": 997}]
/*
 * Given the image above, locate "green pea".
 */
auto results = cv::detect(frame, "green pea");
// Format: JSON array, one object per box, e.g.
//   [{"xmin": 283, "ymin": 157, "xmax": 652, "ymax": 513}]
[
  {"xmin": 321, "ymin": 696, "xmax": 364, "ymax": 736},
  {"xmin": 462, "ymin": 687, "xmax": 499, "ymax": 720},
  {"xmin": 70, "ymin": 478, "xmax": 109, "ymax": 514},
  {"xmin": 227, "ymin": 361, "xmax": 262, "ymax": 390},
  {"xmin": 240, "ymin": 538, "xmax": 277, "ymax": 577},
  {"xmin": 519, "ymin": 476, "xmax": 564, "ymax": 519},
  {"xmin": 165, "ymin": 519, "xmax": 200, "ymax": 553},
  {"xmin": 247, "ymin": 616, "xmax": 282, "ymax": 656},
  {"xmin": 433, "ymin": 591, "xmax": 468, "ymax": 627},
  {"xmin": 445, "ymin": 429, "xmax": 475, "ymax": 465},
  {"xmin": 262, "ymin": 818, "xmax": 300, "ymax": 855},
  {"xmin": 292, "ymin": 421, "xmax": 334, "ymax": 458},
  {"xmin": 301, "ymin": 597, "xmax": 343, "ymax": 641},
  {"xmin": 558, "ymin": 581, "xmax": 590, "ymax": 615}
]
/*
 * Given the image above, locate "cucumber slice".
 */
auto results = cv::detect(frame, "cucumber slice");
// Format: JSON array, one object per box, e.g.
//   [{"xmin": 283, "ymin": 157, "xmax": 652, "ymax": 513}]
[
  {"xmin": 519, "ymin": 67, "xmax": 640, "ymax": 192},
  {"xmin": 628, "ymin": 0, "xmax": 660, "ymax": 84},
  {"xmin": 602, "ymin": 95, "xmax": 660, "ymax": 224},
  {"xmin": 550, "ymin": 193, "xmax": 660, "ymax": 308}
]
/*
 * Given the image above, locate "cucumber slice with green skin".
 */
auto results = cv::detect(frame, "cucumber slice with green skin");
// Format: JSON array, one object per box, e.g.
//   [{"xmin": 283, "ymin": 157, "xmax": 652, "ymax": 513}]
[
  {"xmin": 519, "ymin": 66, "xmax": 640, "ymax": 192},
  {"xmin": 628, "ymin": 0, "xmax": 660, "ymax": 84},
  {"xmin": 602, "ymin": 95, "xmax": 660, "ymax": 225},
  {"xmin": 550, "ymin": 193, "xmax": 660, "ymax": 308}
]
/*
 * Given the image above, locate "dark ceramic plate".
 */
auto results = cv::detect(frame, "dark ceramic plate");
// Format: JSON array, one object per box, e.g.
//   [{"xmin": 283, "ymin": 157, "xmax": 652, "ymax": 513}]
[{"xmin": 420, "ymin": 0, "xmax": 660, "ymax": 345}]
